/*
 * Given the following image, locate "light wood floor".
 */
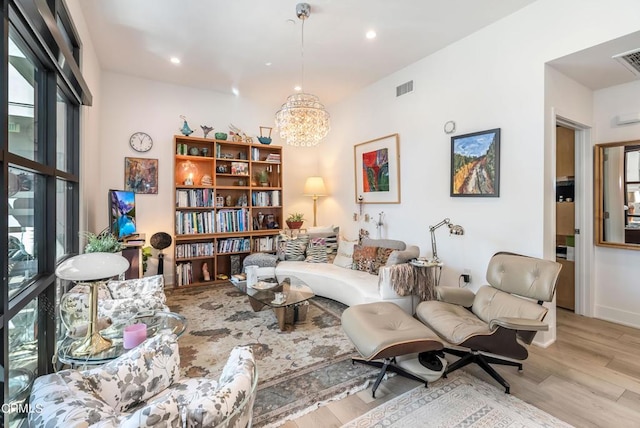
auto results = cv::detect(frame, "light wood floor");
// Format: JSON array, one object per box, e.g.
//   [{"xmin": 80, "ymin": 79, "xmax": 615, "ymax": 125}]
[{"xmin": 283, "ymin": 309, "xmax": 640, "ymax": 428}]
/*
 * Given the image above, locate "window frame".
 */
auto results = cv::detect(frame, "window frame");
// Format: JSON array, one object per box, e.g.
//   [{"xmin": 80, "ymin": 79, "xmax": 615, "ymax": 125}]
[{"xmin": 2, "ymin": 0, "xmax": 86, "ymax": 420}]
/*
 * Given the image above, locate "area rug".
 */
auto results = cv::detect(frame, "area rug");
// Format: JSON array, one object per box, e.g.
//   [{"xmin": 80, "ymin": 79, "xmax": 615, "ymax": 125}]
[
  {"xmin": 166, "ymin": 284, "xmax": 377, "ymax": 427},
  {"xmin": 341, "ymin": 371, "xmax": 573, "ymax": 428}
]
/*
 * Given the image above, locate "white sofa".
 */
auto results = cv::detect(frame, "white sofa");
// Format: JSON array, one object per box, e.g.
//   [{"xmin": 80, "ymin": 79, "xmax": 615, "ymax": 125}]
[{"xmin": 250, "ymin": 238, "xmax": 419, "ymax": 313}]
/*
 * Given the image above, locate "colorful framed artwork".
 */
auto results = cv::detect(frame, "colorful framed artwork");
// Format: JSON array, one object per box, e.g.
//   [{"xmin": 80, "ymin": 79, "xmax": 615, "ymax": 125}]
[
  {"xmin": 354, "ymin": 133, "xmax": 400, "ymax": 204},
  {"xmin": 450, "ymin": 128, "xmax": 500, "ymax": 197},
  {"xmin": 124, "ymin": 157, "xmax": 158, "ymax": 194}
]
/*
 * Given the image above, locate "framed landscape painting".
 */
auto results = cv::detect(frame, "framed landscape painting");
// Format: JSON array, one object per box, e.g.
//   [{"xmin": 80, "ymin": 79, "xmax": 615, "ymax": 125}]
[
  {"xmin": 450, "ymin": 128, "xmax": 500, "ymax": 197},
  {"xmin": 354, "ymin": 133, "xmax": 400, "ymax": 204},
  {"xmin": 125, "ymin": 157, "xmax": 158, "ymax": 194}
]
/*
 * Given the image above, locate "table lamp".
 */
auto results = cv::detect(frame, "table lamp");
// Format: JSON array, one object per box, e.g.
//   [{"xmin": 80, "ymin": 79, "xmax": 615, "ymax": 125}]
[
  {"xmin": 429, "ymin": 218, "xmax": 464, "ymax": 262},
  {"xmin": 56, "ymin": 252, "xmax": 129, "ymax": 356},
  {"xmin": 303, "ymin": 176, "xmax": 327, "ymax": 227}
]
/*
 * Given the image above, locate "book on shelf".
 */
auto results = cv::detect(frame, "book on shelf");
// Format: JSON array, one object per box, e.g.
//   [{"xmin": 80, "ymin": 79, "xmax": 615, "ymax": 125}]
[{"xmin": 265, "ymin": 153, "xmax": 281, "ymax": 163}]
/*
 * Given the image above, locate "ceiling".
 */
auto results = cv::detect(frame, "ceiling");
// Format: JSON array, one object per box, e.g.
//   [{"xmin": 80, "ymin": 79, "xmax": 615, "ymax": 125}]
[
  {"xmin": 78, "ymin": 0, "xmax": 537, "ymax": 107},
  {"xmin": 548, "ymin": 31, "xmax": 640, "ymax": 90}
]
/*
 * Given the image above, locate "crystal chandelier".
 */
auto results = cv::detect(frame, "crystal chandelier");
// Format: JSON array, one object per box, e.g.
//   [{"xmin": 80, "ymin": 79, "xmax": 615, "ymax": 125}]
[{"xmin": 275, "ymin": 3, "xmax": 330, "ymax": 147}]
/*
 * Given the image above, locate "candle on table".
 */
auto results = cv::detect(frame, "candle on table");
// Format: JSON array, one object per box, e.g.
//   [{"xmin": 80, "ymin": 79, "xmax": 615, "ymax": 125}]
[{"xmin": 123, "ymin": 323, "xmax": 147, "ymax": 349}]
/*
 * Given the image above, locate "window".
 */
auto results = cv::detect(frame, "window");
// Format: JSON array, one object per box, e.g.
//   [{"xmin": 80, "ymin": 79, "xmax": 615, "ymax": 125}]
[{"xmin": 2, "ymin": 1, "xmax": 88, "ymax": 424}]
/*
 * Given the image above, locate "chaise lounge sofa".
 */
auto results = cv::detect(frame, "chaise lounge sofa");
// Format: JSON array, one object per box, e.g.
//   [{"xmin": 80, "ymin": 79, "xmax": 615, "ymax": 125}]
[{"xmin": 246, "ymin": 234, "xmax": 420, "ymax": 313}]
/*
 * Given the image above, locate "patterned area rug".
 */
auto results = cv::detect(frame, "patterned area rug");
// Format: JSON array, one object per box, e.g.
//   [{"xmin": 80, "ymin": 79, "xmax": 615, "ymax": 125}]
[
  {"xmin": 167, "ymin": 284, "xmax": 377, "ymax": 427},
  {"xmin": 342, "ymin": 371, "xmax": 573, "ymax": 428}
]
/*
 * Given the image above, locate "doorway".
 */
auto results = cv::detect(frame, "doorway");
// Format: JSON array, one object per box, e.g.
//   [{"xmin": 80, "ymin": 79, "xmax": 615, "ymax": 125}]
[
  {"xmin": 553, "ymin": 113, "xmax": 594, "ymax": 318},
  {"xmin": 555, "ymin": 125, "xmax": 575, "ymax": 311}
]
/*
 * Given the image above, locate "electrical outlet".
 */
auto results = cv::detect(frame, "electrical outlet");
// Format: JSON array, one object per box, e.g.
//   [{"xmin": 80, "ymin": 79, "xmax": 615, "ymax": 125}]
[
  {"xmin": 364, "ymin": 214, "xmax": 370, "ymax": 222},
  {"xmin": 353, "ymin": 213, "xmax": 358, "ymax": 221}
]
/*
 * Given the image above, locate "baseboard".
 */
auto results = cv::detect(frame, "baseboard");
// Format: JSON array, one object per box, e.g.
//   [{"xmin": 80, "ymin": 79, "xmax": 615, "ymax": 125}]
[
  {"xmin": 532, "ymin": 336, "xmax": 556, "ymax": 348},
  {"xmin": 595, "ymin": 305, "xmax": 640, "ymax": 329}
]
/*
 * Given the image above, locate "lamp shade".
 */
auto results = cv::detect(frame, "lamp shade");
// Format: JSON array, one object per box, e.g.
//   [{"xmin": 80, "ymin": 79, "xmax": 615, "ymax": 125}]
[
  {"xmin": 303, "ymin": 176, "xmax": 327, "ymax": 196},
  {"xmin": 56, "ymin": 252, "xmax": 129, "ymax": 281}
]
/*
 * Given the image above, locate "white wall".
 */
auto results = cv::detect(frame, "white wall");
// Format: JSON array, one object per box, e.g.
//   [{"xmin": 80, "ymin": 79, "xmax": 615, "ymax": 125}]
[
  {"xmin": 97, "ymin": 72, "xmax": 295, "ymax": 283},
  {"xmin": 70, "ymin": 0, "xmax": 640, "ymax": 335},
  {"xmin": 593, "ymin": 80, "xmax": 640, "ymax": 327},
  {"xmin": 65, "ymin": 0, "xmax": 102, "ymax": 237},
  {"xmin": 320, "ymin": 0, "xmax": 640, "ymax": 344}
]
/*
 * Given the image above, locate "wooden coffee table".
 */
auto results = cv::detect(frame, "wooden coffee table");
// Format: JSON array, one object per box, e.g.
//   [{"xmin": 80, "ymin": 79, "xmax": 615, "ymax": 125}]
[{"xmin": 234, "ymin": 276, "xmax": 315, "ymax": 331}]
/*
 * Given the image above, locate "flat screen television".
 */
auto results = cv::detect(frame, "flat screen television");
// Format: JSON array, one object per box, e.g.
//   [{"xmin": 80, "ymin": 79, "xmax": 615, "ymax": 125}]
[{"xmin": 109, "ymin": 190, "xmax": 136, "ymax": 239}]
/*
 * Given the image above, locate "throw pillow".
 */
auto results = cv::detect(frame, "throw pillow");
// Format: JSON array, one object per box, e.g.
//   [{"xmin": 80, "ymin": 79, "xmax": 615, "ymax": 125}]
[
  {"xmin": 305, "ymin": 238, "xmax": 328, "ymax": 263},
  {"xmin": 308, "ymin": 226, "xmax": 339, "ymax": 259},
  {"xmin": 333, "ymin": 240, "xmax": 357, "ymax": 269},
  {"xmin": 277, "ymin": 233, "xmax": 309, "ymax": 261},
  {"xmin": 372, "ymin": 247, "xmax": 394, "ymax": 275},
  {"xmin": 284, "ymin": 239, "xmax": 307, "ymax": 261},
  {"xmin": 386, "ymin": 245, "xmax": 420, "ymax": 266},
  {"xmin": 352, "ymin": 245, "xmax": 378, "ymax": 273}
]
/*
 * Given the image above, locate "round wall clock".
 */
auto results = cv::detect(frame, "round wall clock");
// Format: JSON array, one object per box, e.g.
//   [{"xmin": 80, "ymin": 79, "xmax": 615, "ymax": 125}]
[
  {"xmin": 129, "ymin": 132, "xmax": 153, "ymax": 152},
  {"xmin": 444, "ymin": 121, "xmax": 456, "ymax": 134}
]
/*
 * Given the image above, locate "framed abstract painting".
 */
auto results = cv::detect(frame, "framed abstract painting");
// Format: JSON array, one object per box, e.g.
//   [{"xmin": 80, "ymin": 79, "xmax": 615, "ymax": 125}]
[
  {"xmin": 124, "ymin": 157, "xmax": 158, "ymax": 194},
  {"xmin": 354, "ymin": 133, "xmax": 400, "ymax": 204},
  {"xmin": 450, "ymin": 128, "xmax": 500, "ymax": 197}
]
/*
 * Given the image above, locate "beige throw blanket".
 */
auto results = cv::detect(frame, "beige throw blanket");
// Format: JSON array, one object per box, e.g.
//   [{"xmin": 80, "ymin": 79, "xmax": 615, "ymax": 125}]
[{"xmin": 388, "ymin": 263, "xmax": 437, "ymax": 301}]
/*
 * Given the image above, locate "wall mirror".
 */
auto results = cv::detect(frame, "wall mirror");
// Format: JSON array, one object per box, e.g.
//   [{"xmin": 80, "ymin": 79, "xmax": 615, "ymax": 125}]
[{"xmin": 595, "ymin": 140, "xmax": 640, "ymax": 249}]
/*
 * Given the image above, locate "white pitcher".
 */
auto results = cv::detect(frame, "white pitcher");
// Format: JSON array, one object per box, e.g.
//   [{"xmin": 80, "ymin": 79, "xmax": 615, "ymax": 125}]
[{"xmin": 246, "ymin": 265, "xmax": 258, "ymax": 287}]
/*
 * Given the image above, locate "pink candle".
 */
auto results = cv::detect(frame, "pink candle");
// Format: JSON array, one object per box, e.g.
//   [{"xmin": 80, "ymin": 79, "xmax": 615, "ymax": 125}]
[{"xmin": 123, "ymin": 323, "xmax": 147, "ymax": 349}]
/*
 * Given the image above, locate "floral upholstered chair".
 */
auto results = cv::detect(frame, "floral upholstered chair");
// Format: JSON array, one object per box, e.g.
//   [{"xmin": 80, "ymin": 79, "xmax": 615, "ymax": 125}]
[
  {"xmin": 60, "ymin": 275, "xmax": 170, "ymax": 335},
  {"xmin": 29, "ymin": 333, "xmax": 258, "ymax": 427}
]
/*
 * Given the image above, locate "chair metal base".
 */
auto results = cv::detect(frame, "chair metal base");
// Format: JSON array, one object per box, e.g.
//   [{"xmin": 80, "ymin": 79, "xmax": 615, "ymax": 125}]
[
  {"xmin": 444, "ymin": 348, "xmax": 522, "ymax": 394},
  {"xmin": 352, "ymin": 356, "xmax": 429, "ymax": 398}
]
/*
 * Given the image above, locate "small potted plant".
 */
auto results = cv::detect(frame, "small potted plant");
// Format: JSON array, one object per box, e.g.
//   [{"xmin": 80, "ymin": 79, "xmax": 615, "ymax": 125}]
[
  {"xmin": 286, "ymin": 213, "xmax": 305, "ymax": 229},
  {"xmin": 82, "ymin": 230, "xmax": 124, "ymax": 253}
]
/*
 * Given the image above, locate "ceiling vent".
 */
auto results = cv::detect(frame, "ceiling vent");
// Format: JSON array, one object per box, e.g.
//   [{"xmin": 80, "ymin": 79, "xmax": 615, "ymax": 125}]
[
  {"xmin": 396, "ymin": 80, "xmax": 414, "ymax": 97},
  {"xmin": 613, "ymin": 48, "xmax": 640, "ymax": 76}
]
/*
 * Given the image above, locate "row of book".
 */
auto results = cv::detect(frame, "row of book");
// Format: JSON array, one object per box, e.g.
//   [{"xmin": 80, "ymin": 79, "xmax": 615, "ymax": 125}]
[
  {"xmin": 252, "ymin": 190, "xmax": 280, "ymax": 207},
  {"xmin": 176, "ymin": 189, "xmax": 215, "ymax": 208},
  {"xmin": 216, "ymin": 209, "xmax": 250, "ymax": 233},
  {"xmin": 253, "ymin": 236, "xmax": 276, "ymax": 252},
  {"xmin": 176, "ymin": 242, "xmax": 215, "ymax": 259},
  {"xmin": 218, "ymin": 238, "xmax": 251, "ymax": 253},
  {"xmin": 175, "ymin": 210, "xmax": 215, "ymax": 235},
  {"xmin": 175, "ymin": 262, "xmax": 194, "ymax": 286}
]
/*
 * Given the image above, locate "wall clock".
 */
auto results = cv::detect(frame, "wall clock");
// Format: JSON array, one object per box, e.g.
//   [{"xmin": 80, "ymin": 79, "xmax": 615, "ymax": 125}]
[{"xmin": 129, "ymin": 132, "xmax": 153, "ymax": 152}]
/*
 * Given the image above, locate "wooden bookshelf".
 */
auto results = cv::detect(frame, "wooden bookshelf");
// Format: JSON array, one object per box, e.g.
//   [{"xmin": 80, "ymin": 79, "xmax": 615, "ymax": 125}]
[{"xmin": 173, "ymin": 135, "xmax": 283, "ymax": 287}]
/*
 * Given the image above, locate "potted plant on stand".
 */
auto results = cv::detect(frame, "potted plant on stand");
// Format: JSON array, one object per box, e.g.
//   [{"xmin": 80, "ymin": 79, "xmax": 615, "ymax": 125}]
[
  {"xmin": 286, "ymin": 213, "xmax": 305, "ymax": 230},
  {"xmin": 82, "ymin": 230, "xmax": 124, "ymax": 253}
]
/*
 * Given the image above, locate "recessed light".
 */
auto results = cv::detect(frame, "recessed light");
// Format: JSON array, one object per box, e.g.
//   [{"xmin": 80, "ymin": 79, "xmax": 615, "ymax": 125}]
[
  {"xmin": 170, "ymin": 57, "xmax": 181, "ymax": 64},
  {"xmin": 232, "ymin": 87, "xmax": 240, "ymax": 96},
  {"xmin": 265, "ymin": 62, "xmax": 272, "ymax": 66},
  {"xmin": 366, "ymin": 30, "xmax": 377, "ymax": 40},
  {"xmin": 294, "ymin": 85, "xmax": 302, "ymax": 91}
]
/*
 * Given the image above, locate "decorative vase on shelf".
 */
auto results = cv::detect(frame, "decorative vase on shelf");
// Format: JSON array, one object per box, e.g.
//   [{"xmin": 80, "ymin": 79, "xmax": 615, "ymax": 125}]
[{"xmin": 179, "ymin": 115, "xmax": 194, "ymax": 136}]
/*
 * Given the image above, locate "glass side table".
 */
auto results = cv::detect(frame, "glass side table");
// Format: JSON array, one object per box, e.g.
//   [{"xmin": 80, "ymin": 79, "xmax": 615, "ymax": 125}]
[{"xmin": 57, "ymin": 311, "xmax": 187, "ymax": 368}]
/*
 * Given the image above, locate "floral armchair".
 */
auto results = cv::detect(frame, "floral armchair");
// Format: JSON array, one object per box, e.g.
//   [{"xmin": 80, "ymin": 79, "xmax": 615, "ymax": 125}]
[
  {"xmin": 29, "ymin": 333, "xmax": 258, "ymax": 427},
  {"xmin": 60, "ymin": 275, "xmax": 169, "ymax": 335}
]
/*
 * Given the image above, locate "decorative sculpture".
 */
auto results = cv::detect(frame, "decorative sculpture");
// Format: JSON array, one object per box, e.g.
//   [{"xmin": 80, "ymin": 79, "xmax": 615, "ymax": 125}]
[
  {"xmin": 179, "ymin": 115, "xmax": 194, "ymax": 136},
  {"xmin": 202, "ymin": 262, "xmax": 211, "ymax": 281},
  {"xmin": 229, "ymin": 123, "xmax": 253, "ymax": 143},
  {"xmin": 200, "ymin": 125, "xmax": 214, "ymax": 138}
]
